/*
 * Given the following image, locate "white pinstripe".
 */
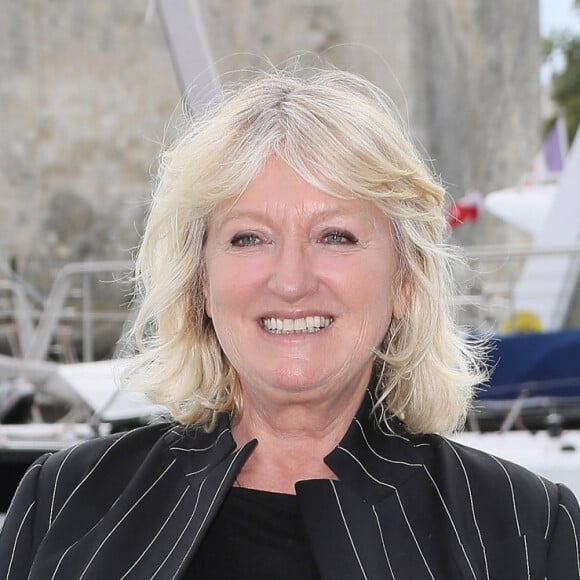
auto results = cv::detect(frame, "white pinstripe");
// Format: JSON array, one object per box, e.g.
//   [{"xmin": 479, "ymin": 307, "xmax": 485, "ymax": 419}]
[
  {"xmin": 169, "ymin": 428, "xmax": 230, "ymax": 452},
  {"xmin": 353, "ymin": 419, "xmax": 423, "ymax": 468},
  {"xmin": 119, "ymin": 485, "xmax": 190, "ymax": 579},
  {"xmin": 171, "ymin": 446, "xmax": 247, "ymax": 580},
  {"xmin": 6, "ymin": 501, "xmax": 35, "ymax": 579},
  {"xmin": 523, "ymin": 535, "xmax": 531, "ymax": 580},
  {"xmin": 51, "ymin": 540, "xmax": 78, "ymax": 580},
  {"xmin": 149, "ymin": 447, "xmax": 246, "ymax": 579},
  {"xmin": 422, "ymin": 468, "xmax": 477, "ymax": 580},
  {"xmin": 3, "ymin": 462, "xmax": 42, "ymax": 524},
  {"xmin": 374, "ymin": 419, "xmax": 412, "ymax": 443},
  {"xmin": 3, "ymin": 405, "xmax": 579, "ymax": 579},
  {"xmin": 52, "ymin": 430, "xmax": 134, "ymax": 525},
  {"xmin": 444, "ymin": 440, "xmax": 490, "ymax": 580},
  {"xmin": 559, "ymin": 503, "xmax": 580, "ymax": 578},
  {"xmin": 50, "ymin": 473, "xmax": 134, "ymax": 579},
  {"xmin": 75, "ymin": 459, "xmax": 177, "ymax": 580},
  {"xmin": 490, "ymin": 456, "xmax": 522, "ymax": 536},
  {"xmin": 336, "ymin": 446, "xmax": 435, "ymax": 579},
  {"xmin": 393, "ymin": 488, "xmax": 436, "ymax": 580},
  {"xmin": 372, "ymin": 505, "xmax": 396, "ymax": 580},
  {"xmin": 372, "ymin": 415, "xmax": 431, "ymax": 449},
  {"xmin": 336, "ymin": 446, "xmax": 397, "ymax": 490},
  {"xmin": 150, "ymin": 478, "xmax": 208, "ymax": 579},
  {"xmin": 330, "ymin": 480, "xmax": 368, "ymax": 580},
  {"xmin": 49, "ymin": 478, "xmax": 140, "ymax": 579},
  {"xmin": 535, "ymin": 475, "xmax": 551, "ymax": 540},
  {"xmin": 185, "ymin": 465, "xmax": 210, "ymax": 477},
  {"xmin": 49, "ymin": 445, "xmax": 81, "ymax": 526},
  {"xmin": 352, "ymin": 422, "xmax": 478, "ymax": 579}
]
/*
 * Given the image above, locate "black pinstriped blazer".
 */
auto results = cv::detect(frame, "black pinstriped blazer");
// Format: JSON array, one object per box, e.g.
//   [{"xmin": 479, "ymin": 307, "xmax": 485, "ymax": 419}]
[{"xmin": 1, "ymin": 391, "xmax": 579, "ymax": 579}]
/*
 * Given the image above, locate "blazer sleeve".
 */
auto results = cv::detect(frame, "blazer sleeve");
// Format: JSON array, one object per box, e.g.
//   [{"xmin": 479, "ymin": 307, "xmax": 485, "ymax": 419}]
[
  {"xmin": 547, "ymin": 483, "xmax": 580, "ymax": 579},
  {"xmin": 0, "ymin": 454, "xmax": 51, "ymax": 580}
]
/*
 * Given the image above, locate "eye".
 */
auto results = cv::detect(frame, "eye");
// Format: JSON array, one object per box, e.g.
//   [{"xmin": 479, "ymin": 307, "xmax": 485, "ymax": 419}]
[
  {"xmin": 230, "ymin": 233, "xmax": 261, "ymax": 247},
  {"xmin": 322, "ymin": 230, "xmax": 359, "ymax": 245}
]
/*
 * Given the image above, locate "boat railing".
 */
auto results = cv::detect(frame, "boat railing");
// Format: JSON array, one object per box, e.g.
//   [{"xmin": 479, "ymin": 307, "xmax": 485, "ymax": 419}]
[
  {"xmin": 455, "ymin": 243, "xmax": 580, "ymax": 333},
  {"xmin": 1, "ymin": 261, "xmax": 133, "ymax": 363}
]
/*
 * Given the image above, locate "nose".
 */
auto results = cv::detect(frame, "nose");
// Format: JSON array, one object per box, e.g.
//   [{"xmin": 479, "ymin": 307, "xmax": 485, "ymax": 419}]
[{"xmin": 267, "ymin": 238, "xmax": 318, "ymax": 301}]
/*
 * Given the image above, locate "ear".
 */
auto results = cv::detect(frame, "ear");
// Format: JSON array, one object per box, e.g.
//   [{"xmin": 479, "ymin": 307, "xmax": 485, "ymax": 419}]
[
  {"xmin": 202, "ymin": 269, "xmax": 212, "ymax": 319},
  {"xmin": 392, "ymin": 279, "xmax": 410, "ymax": 320}
]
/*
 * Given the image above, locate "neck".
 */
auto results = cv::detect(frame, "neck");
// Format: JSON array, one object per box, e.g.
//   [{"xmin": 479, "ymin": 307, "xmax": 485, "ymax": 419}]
[{"xmin": 231, "ymin": 379, "xmax": 368, "ymax": 494}]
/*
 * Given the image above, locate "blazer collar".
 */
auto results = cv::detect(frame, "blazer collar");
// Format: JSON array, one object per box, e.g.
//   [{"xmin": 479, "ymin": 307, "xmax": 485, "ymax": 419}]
[
  {"xmin": 165, "ymin": 392, "xmax": 479, "ymax": 580},
  {"xmin": 314, "ymin": 392, "xmax": 485, "ymax": 580},
  {"xmin": 325, "ymin": 390, "xmax": 430, "ymax": 503},
  {"xmin": 167, "ymin": 389, "xmax": 430, "ymax": 505},
  {"xmin": 155, "ymin": 417, "xmax": 257, "ymax": 578},
  {"xmin": 294, "ymin": 391, "xmax": 440, "ymax": 580}
]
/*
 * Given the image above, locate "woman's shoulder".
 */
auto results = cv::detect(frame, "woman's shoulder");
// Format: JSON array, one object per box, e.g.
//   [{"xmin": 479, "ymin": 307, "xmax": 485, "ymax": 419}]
[
  {"xmin": 425, "ymin": 433, "xmax": 559, "ymax": 499},
  {"xmin": 366, "ymin": 422, "xmax": 577, "ymax": 527},
  {"xmin": 33, "ymin": 419, "xmax": 230, "ymax": 493},
  {"xmin": 0, "ymin": 421, "xmax": 233, "ymax": 578},
  {"xmin": 2, "ymin": 422, "xmax": 216, "ymax": 534},
  {"xmin": 10, "ymin": 423, "xmax": 179, "ymax": 521},
  {"xmin": 38, "ymin": 422, "xmax": 179, "ymax": 477},
  {"xmin": 438, "ymin": 435, "xmax": 579, "ymax": 568},
  {"xmin": 351, "ymin": 411, "xmax": 565, "ymax": 505},
  {"xmin": 439, "ymin": 434, "xmax": 552, "ymax": 483},
  {"xmin": 422, "ymin": 433, "xmax": 580, "ymax": 538}
]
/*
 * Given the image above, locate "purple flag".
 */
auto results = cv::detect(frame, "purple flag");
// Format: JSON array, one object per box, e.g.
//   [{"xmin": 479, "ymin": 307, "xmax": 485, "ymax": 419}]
[{"xmin": 544, "ymin": 117, "xmax": 567, "ymax": 173}]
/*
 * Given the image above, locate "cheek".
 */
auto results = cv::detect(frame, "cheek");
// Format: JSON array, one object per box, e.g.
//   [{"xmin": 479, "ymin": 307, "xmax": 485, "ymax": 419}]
[
  {"xmin": 360, "ymin": 266, "xmax": 399, "ymax": 331},
  {"xmin": 204, "ymin": 259, "xmax": 264, "ymax": 321}
]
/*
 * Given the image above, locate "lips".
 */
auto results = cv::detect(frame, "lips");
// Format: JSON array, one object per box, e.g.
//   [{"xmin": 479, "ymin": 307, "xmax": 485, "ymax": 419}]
[{"xmin": 260, "ymin": 315, "xmax": 333, "ymax": 334}]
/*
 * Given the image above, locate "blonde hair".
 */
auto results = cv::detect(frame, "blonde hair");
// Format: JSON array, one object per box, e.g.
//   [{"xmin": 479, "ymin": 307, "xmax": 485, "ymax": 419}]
[{"xmin": 125, "ymin": 64, "xmax": 486, "ymax": 434}]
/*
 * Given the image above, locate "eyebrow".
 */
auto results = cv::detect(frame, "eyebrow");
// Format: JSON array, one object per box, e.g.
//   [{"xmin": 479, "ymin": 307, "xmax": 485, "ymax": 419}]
[{"xmin": 212, "ymin": 207, "xmax": 360, "ymax": 229}]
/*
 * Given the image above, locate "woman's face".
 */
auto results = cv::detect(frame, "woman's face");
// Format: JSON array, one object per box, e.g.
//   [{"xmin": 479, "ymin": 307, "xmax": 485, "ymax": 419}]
[{"xmin": 204, "ymin": 156, "xmax": 403, "ymax": 405}]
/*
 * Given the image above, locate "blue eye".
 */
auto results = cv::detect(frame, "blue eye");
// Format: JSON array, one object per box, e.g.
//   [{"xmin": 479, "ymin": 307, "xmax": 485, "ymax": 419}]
[
  {"xmin": 323, "ymin": 231, "xmax": 358, "ymax": 245},
  {"xmin": 230, "ymin": 233, "xmax": 261, "ymax": 247}
]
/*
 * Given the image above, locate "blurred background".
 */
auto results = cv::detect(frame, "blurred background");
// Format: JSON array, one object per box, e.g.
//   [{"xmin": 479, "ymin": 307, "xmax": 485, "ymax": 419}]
[
  {"xmin": 0, "ymin": 0, "xmax": 579, "ymax": 359},
  {"xmin": 1, "ymin": 1, "xmax": 579, "ymax": 353}
]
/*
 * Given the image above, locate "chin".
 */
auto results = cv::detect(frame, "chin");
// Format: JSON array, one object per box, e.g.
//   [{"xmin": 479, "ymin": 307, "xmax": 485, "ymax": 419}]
[{"xmin": 270, "ymin": 365, "xmax": 326, "ymax": 393}]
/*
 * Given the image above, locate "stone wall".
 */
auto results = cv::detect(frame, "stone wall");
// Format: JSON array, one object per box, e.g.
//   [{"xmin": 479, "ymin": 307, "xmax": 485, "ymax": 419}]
[
  {"xmin": 0, "ymin": 1, "xmax": 180, "ymax": 289},
  {"xmin": 413, "ymin": 0, "xmax": 541, "ymax": 195},
  {"xmin": 199, "ymin": 0, "xmax": 541, "ymax": 199},
  {"xmin": 0, "ymin": 0, "xmax": 541, "ymax": 289}
]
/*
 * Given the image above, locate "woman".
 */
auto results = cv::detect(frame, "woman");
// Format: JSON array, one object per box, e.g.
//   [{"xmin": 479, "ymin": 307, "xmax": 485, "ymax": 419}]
[{"xmin": 1, "ymin": 66, "xmax": 578, "ymax": 579}]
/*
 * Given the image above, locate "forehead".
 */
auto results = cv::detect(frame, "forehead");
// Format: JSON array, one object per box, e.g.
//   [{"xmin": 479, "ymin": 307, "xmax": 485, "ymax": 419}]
[{"xmin": 210, "ymin": 156, "xmax": 388, "ymax": 228}]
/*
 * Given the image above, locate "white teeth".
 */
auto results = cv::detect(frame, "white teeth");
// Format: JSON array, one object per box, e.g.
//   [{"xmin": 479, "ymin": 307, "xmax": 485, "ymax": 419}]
[{"xmin": 261, "ymin": 316, "xmax": 332, "ymax": 334}]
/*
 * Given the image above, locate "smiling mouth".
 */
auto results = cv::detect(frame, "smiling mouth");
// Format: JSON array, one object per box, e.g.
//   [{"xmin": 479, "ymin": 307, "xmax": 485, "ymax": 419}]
[{"xmin": 260, "ymin": 316, "xmax": 333, "ymax": 335}]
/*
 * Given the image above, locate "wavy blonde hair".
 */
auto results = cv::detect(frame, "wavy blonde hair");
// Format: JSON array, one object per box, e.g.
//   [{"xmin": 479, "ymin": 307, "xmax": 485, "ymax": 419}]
[{"xmin": 125, "ymin": 64, "xmax": 486, "ymax": 434}]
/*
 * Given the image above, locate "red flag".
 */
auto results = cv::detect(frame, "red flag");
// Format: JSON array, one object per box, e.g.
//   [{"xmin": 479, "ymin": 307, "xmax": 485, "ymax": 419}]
[{"xmin": 448, "ymin": 191, "xmax": 483, "ymax": 228}]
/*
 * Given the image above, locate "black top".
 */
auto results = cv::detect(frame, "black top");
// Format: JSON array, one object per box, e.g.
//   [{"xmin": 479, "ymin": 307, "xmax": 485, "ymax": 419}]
[{"xmin": 186, "ymin": 486, "xmax": 321, "ymax": 579}]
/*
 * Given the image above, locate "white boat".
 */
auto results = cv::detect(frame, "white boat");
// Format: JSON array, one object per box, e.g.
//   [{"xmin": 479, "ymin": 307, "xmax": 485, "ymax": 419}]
[
  {"xmin": 0, "ymin": 356, "xmax": 164, "ymax": 520},
  {"xmin": 453, "ymin": 429, "xmax": 580, "ymax": 499}
]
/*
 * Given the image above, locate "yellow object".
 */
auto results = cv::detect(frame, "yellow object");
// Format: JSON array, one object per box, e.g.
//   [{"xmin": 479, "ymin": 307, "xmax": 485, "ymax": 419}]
[{"xmin": 501, "ymin": 310, "xmax": 543, "ymax": 333}]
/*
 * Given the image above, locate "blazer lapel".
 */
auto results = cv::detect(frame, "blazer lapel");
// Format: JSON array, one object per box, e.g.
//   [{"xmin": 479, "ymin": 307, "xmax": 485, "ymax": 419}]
[
  {"xmin": 293, "ymin": 392, "xmax": 430, "ymax": 580},
  {"xmin": 304, "ymin": 391, "xmax": 487, "ymax": 580},
  {"xmin": 297, "ymin": 478, "xmax": 395, "ymax": 580},
  {"xmin": 167, "ymin": 428, "xmax": 256, "ymax": 579},
  {"xmin": 32, "ymin": 418, "xmax": 255, "ymax": 580}
]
